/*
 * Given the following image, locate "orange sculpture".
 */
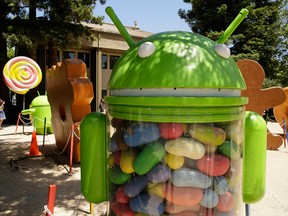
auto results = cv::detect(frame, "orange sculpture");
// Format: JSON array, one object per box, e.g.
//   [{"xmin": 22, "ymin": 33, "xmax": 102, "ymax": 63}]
[
  {"xmin": 46, "ymin": 59, "xmax": 94, "ymax": 162},
  {"xmin": 238, "ymin": 59, "xmax": 286, "ymax": 150},
  {"xmin": 273, "ymin": 87, "xmax": 288, "ymax": 131}
]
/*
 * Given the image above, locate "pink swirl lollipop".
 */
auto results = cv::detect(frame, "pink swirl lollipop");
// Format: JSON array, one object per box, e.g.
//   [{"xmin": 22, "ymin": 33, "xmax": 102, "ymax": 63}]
[{"xmin": 3, "ymin": 56, "xmax": 42, "ymax": 94}]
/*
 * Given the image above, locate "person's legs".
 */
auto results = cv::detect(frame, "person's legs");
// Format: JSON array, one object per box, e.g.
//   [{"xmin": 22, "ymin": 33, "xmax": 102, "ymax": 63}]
[{"xmin": 0, "ymin": 119, "xmax": 3, "ymax": 129}]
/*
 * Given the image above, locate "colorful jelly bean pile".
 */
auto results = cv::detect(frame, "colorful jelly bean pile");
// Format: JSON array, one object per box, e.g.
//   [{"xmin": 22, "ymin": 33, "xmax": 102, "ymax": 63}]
[{"xmin": 107, "ymin": 119, "xmax": 243, "ymax": 216}]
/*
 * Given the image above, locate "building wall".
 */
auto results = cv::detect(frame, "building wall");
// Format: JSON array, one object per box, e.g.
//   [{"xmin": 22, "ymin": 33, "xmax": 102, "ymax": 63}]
[{"xmin": 44, "ymin": 23, "xmax": 152, "ymax": 112}]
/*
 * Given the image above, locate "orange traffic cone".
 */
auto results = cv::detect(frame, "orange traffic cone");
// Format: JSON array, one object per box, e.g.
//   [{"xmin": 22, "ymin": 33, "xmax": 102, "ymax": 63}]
[{"xmin": 26, "ymin": 130, "xmax": 42, "ymax": 156}]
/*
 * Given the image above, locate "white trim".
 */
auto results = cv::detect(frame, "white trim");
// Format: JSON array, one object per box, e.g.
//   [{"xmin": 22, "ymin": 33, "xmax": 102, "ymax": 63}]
[{"xmin": 111, "ymin": 88, "xmax": 241, "ymax": 97}]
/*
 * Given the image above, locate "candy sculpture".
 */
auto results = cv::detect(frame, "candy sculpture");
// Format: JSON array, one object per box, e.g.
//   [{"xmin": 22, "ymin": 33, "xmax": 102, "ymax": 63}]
[
  {"xmin": 46, "ymin": 59, "xmax": 94, "ymax": 162},
  {"xmin": 80, "ymin": 7, "xmax": 267, "ymax": 216},
  {"xmin": 3, "ymin": 56, "xmax": 42, "ymax": 94},
  {"xmin": 238, "ymin": 59, "xmax": 286, "ymax": 150}
]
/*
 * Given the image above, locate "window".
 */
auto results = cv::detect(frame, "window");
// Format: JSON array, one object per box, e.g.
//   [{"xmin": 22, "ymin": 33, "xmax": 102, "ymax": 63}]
[
  {"xmin": 62, "ymin": 51, "xmax": 75, "ymax": 60},
  {"xmin": 102, "ymin": 55, "xmax": 108, "ymax": 69},
  {"xmin": 46, "ymin": 49, "xmax": 60, "ymax": 66},
  {"xmin": 78, "ymin": 52, "xmax": 90, "ymax": 68},
  {"xmin": 110, "ymin": 55, "xmax": 120, "ymax": 69}
]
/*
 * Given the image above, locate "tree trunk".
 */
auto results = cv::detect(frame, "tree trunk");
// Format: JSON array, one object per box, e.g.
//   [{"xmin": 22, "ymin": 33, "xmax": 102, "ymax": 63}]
[{"xmin": 48, "ymin": 41, "xmax": 58, "ymax": 68}]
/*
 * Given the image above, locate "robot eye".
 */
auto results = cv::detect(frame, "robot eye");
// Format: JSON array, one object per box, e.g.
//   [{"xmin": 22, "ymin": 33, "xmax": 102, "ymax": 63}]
[
  {"xmin": 138, "ymin": 42, "xmax": 156, "ymax": 58},
  {"xmin": 213, "ymin": 44, "xmax": 231, "ymax": 59}
]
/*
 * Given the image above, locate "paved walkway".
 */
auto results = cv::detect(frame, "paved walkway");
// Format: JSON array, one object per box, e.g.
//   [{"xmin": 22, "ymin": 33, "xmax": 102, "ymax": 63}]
[{"xmin": 0, "ymin": 123, "xmax": 288, "ymax": 215}]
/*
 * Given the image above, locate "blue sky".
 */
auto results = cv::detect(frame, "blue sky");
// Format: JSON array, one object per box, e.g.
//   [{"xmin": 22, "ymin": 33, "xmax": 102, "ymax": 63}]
[{"xmin": 93, "ymin": 0, "xmax": 192, "ymax": 33}]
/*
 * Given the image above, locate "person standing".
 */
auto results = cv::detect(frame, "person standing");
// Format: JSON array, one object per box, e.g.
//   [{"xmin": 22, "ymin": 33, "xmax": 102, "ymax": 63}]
[{"xmin": 0, "ymin": 99, "xmax": 6, "ymax": 129}]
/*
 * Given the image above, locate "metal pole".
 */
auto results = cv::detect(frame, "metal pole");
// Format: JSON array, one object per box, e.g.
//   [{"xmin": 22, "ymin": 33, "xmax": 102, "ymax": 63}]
[
  {"xmin": 69, "ymin": 124, "xmax": 74, "ymax": 174},
  {"xmin": 43, "ymin": 117, "xmax": 46, "ymax": 147},
  {"xmin": 46, "ymin": 184, "xmax": 56, "ymax": 216},
  {"xmin": 245, "ymin": 204, "xmax": 251, "ymax": 216}
]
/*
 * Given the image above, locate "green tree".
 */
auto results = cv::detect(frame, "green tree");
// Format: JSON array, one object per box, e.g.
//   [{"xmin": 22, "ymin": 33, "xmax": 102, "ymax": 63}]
[
  {"xmin": 2, "ymin": 0, "xmax": 105, "ymax": 67},
  {"xmin": 0, "ymin": 0, "xmax": 106, "ymax": 123},
  {"xmin": 179, "ymin": 0, "xmax": 287, "ymax": 86}
]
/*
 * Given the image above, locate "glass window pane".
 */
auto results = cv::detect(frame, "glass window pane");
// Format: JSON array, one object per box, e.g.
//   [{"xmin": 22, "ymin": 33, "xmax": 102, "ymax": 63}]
[
  {"xmin": 78, "ymin": 52, "xmax": 90, "ymax": 68},
  {"xmin": 63, "ymin": 51, "xmax": 75, "ymax": 60},
  {"xmin": 102, "ymin": 55, "xmax": 108, "ymax": 69},
  {"xmin": 110, "ymin": 55, "xmax": 120, "ymax": 69}
]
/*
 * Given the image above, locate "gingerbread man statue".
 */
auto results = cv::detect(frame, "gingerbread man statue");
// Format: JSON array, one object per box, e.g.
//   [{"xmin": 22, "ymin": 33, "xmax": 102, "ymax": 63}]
[{"xmin": 238, "ymin": 59, "xmax": 286, "ymax": 150}]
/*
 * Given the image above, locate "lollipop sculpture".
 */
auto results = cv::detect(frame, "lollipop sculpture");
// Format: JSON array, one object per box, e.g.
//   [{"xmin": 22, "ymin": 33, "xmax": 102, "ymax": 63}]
[{"xmin": 3, "ymin": 56, "xmax": 42, "ymax": 95}]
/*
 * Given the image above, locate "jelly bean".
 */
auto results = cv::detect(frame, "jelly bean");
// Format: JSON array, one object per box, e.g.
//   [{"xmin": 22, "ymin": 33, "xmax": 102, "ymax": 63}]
[
  {"xmin": 113, "ymin": 151, "xmax": 121, "ymax": 166},
  {"xmin": 147, "ymin": 163, "xmax": 171, "ymax": 184},
  {"xmin": 110, "ymin": 200, "xmax": 135, "ymax": 216},
  {"xmin": 109, "ymin": 136, "xmax": 120, "ymax": 152},
  {"xmin": 134, "ymin": 142, "xmax": 165, "ymax": 175},
  {"xmin": 189, "ymin": 124, "xmax": 226, "ymax": 146},
  {"xmin": 225, "ymin": 159, "xmax": 241, "ymax": 187},
  {"xmin": 108, "ymin": 154, "xmax": 114, "ymax": 167},
  {"xmin": 216, "ymin": 191, "xmax": 235, "ymax": 212},
  {"xmin": 165, "ymin": 138, "xmax": 205, "ymax": 160},
  {"xmin": 124, "ymin": 123, "xmax": 160, "ymax": 147},
  {"xmin": 169, "ymin": 211, "xmax": 198, "ymax": 216},
  {"xmin": 111, "ymin": 118, "xmax": 125, "ymax": 129},
  {"xmin": 114, "ymin": 131, "xmax": 130, "ymax": 151},
  {"xmin": 146, "ymin": 183, "xmax": 165, "ymax": 198},
  {"xmin": 108, "ymin": 166, "xmax": 131, "ymax": 185},
  {"xmin": 164, "ymin": 153, "xmax": 184, "ymax": 170},
  {"xmin": 222, "ymin": 120, "xmax": 243, "ymax": 145},
  {"xmin": 182, "ymin": 123, "xmax": 189, "ymax": 135},
  {"xmin": 107, "ymin": 152, "xmax": 121, "ymax": 168},
  {"xmin": 116, "ymin": 185, "xmax": 130, "ymax": 204},
  {"xmin": 200, "ymin": 188, "xmax": 219, "ymax": 208},
  {"xmin": 163, "ymin": 183, "xmax": 203, "ymax": 206},
  {"xmin": 201, "ymin": 207, "xmax": 215, "ymax": 216},
  {"xmin": 204, "ymin": 144, "xmax": 218, "ymax": 154},
  {"xmin": 124, "ymin": 175, "xmax": 149, "ymax": 198},
  {"xmin": 129, "ymin": 193, "xmax": 165, "ymax": 216},
  {"xmin": 171, "ymin": 168, "xmax": 212, "ymax": 188},
  {"xmin": 196, "ymin": 154, "xmax": 230, "ymax": 176},
  {"xmin": 135, "ymin": 213, "xmax": 149, "ymax": 216},
  {"xmin": 184, "ymin": 157, "xmax": 198, "ymax": 169},
  {"xmin": 213, "ymin": 176, "xmax": 229, "ymax": 195},
  {"xmin": 165, "ymin": 202, "xmax": 200, "ymax": 213},
  {"xmin": 120, "ymin": 148, "xmax": 137, "ymax": 174},
  {"xmin": 108, "ymin": 151, "xmax": 121, "ymax": 167},
  {"xmin": 159, "ymin": 123, "xmax": 183, "ymax": 139},
  {"xmin": 218, "ymin": 140, "xmax": 241, "ymax": 160}
]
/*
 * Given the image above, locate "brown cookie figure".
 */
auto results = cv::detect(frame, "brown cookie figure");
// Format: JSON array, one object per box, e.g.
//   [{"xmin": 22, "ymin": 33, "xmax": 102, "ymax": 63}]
[
  {"xmin": 273, "ymin": 87, "xmax": 288, "ymax": 134},
  {"xmin": 238, "ymin": 59, "xmax": 286, "ymax": 150}
]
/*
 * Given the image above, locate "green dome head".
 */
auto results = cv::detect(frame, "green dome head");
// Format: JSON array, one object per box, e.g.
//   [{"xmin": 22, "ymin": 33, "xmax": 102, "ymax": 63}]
[
  {"xmin": 106, "ymin": 7, "xmax": 248, "ymax": 98},
  {"xmin": 104, "ymin": 7, "xmax": 249, "ymax": 122}
]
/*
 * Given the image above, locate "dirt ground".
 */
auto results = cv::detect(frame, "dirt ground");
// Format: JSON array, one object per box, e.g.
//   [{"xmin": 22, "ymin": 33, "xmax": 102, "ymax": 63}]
[
  {"xmin": 0, "ymin": 125, "xmax": 107, "ymax": 216},
  {"xmin": 1, "ymin": 124, "xmax": 288, "ymax": 216}
]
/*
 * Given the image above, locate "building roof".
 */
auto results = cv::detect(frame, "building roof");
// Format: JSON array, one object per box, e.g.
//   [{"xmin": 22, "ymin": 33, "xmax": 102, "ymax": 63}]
[{"xmin": 83, "ymin": 22, "xmax": 153, "ymax": 38}]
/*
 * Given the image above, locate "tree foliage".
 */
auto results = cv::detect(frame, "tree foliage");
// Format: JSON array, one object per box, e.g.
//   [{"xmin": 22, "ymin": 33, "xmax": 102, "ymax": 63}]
[
  {"xmin": 0, "ymin": 0, "xmax": 105, "ymax": 66},
  {"xmin": 179, "ymin": 0, "xmax": 287, "ymax": 87}
]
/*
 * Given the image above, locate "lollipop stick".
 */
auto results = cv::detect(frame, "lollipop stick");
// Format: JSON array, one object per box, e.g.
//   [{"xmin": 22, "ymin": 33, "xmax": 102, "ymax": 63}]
[{"xmin": 22, "ymin": 94, "xmax": 25, "ymax": 134}]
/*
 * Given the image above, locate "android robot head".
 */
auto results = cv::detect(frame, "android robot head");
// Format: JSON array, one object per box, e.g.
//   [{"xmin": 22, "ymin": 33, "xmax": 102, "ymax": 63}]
[{"xmin": 105, "ymin": 7, "xmax": 249, "ymax": 123}]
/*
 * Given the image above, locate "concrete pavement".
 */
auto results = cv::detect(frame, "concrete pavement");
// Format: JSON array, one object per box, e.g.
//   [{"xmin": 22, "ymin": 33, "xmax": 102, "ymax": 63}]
[{"xmin": 0, "ymin": 124, "xmax": 288, "ymax": 215}]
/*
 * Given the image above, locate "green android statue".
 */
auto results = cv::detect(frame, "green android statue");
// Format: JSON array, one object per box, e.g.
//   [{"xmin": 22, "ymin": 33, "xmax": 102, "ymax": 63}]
[
  {"xmin": 80, "ymin": 7, "xmax": 266, "ymax": 216},
  {"xmin": 21, "ymin": 94, "xmax": 53, "ymax": 135}
]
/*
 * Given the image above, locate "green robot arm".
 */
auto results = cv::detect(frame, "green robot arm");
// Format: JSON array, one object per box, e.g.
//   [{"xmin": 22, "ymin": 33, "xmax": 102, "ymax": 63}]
[
  {"xmin": 243, "ymin": 111, "xmax": 267, "ymax": 203},
  {"xmin": 21, "ymin": 108, "xmax": 35, "ymax": 115},
  {"xmin": 80, "ymin": 112, "xmax": 108, "ymax": 203}
]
